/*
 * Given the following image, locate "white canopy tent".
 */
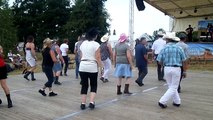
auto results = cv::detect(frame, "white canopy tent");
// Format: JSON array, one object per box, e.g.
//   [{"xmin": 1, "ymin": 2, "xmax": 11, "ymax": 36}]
[{"xmin": 144, "ymin": 0, "xmax": 213, "ymax": 32}]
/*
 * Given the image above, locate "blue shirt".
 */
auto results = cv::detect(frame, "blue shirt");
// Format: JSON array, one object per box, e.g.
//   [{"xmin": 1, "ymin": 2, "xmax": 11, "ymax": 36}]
[
  {"xmin": 135, "ymin": 44, "xmax": 148, "ymax": 67},
  {"xmin": 157, "ymin": 43, "xmax": 187, "ymax": 66}
]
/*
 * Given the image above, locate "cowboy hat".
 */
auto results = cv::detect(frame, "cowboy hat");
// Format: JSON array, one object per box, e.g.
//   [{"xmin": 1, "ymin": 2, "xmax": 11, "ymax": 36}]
[
  {"xmin": 119, "ymin": 33, "xmax": 128, "ymax": 43},
  {"xmin": 157, "ymin": 31, "xmax": 165, "ymax": 36},
  {"xmin": 101, "ymin": 34, "xmax": 109, "ymax": 42},
  {"xmin": 163, "ymin": 32, "xmax": 180, "ymax": 42}
]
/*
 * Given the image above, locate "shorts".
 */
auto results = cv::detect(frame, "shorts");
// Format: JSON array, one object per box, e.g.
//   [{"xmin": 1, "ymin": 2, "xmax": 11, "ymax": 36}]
[
  {"xmin": 114, "ymin": 64, "xmax": 132, "ymax": 78},
  {"xmin": 53, "ymin": 62, "xmax": 62, "ymax": 72},
  {"xmin": 0, "ymin": 66, "xmax": 7, "ymax": 80}
]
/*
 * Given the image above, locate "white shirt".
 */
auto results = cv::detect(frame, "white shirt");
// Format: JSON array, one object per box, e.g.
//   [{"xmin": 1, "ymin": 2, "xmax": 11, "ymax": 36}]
[
  {"xmin": 151, "ymin": 38, "xmax": 166, "ymax": 54},
  {"xmin": 79, "ymin": 40, "xmax": 100, "ymax": 72},
  {"xmin": 60, "ymin": 43, "xmax": 69, "ymax": 56}
]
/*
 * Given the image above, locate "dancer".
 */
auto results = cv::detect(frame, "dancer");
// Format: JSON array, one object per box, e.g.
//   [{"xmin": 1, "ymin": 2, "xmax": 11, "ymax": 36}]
[
  {"xmin": 24, "ymin": 35, "xmax": 37, "ymax": 81},
  {"xmin": 0, "ymin": 45, "xmax": 13, "ymax": 108},
  {"xmin": 157, "ymin": 33, "xmax": 187, "ymax": 108},
  {"xmin": 60, "ymin": 39, "xmax": 69, "ymax": 76},
  {"xmin": 52, "ymin": 40, "xmax": 64, "ymax": 85},
  {"xmin": 100, "ymin": 34, "xmax": 113, "ymax": 83},
  {"xmin": 38, "ymin": 38, "xmax": 57, "ymax": 97},
  {"xmin": 113, "ymin": 33, "xmax": 134, "ymax": 95},
  {"xmin": 79, "ymin": 28, "xmax": 102, "ymax": 110}
]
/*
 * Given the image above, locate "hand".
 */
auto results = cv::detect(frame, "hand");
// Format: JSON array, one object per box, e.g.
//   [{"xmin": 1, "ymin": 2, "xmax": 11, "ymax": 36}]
[{"xmin": 182, "ymin": 72, "xmax": 187, "ymax": 78}]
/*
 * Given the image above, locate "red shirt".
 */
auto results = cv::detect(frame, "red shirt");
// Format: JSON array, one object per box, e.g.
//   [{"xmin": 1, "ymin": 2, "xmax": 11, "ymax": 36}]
[{"xmin": 0, "ymin": 56, "xmax": 5, "ymax": 67}]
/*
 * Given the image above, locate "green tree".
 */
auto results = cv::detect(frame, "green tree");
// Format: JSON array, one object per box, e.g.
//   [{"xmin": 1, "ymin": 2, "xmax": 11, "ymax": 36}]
[
  {"xmin": 12, "ymin": 0, "xmax": 71, "ymax": 49},
  {"xmin": 64, "ymin": 0, "xmax": 110, "ymax": 52},
  {"xmin": 0, "ymin": 0, "xmax": 17, "ymax": 55}
]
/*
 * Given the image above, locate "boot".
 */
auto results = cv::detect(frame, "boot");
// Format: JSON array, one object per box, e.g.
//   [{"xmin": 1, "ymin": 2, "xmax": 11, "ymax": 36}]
[
  {"xmin": 31, "ymin": 72, "xmax": 36, "ymax": 81},
  {"xmin": 24, "ymin": 71, "xmax": 31, "ymax": 81},
  {"xmin": 54, "ymin": 76, "xmax": 61, "ymax": 85},
  {"xmin": 6, "ymin": 94, "xmax": 13, "ymax": 108},
  {"xmin": 124, "ymin": 84, "xmax": 132, "ymax": 95},
  {"xmin": 117, "ymin": 85, "xmax": 122, "ymax": 95}
]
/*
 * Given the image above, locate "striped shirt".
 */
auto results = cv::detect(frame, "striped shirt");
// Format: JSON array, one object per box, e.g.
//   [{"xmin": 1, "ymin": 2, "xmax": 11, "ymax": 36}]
[{"xmin": 157, "ymin": 43, "xmax": 187, "ymax": 66}]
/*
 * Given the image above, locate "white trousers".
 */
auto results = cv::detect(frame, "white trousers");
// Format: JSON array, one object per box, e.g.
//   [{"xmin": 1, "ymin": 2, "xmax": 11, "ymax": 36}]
[
  {"xmin": 159, "ymin": 67, "xmax": 181, "ymax": 104},
  {"xmin": 102, "ymin": 58, "xmax": 111, "ymax": 79}
]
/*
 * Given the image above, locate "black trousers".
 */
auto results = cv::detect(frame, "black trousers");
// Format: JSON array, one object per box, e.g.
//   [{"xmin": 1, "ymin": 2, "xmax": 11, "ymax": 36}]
[
  {"xmin": 155, "ymin": 54, "xmax": 164, "ymax": 80},
  {"xmin": 61, "ymin": 56, "xmax": 69, "ymax": 74},
  {"xmin": 178, "ymin": 66, "xmax": 184, "ymax": 92},
  {"xmin": 79, "ymin": 72, "xmax": 98, "ymax": 94},
  {"xmin": 42, "ymin": 66, "xmax": 54, "ymax": 88}
]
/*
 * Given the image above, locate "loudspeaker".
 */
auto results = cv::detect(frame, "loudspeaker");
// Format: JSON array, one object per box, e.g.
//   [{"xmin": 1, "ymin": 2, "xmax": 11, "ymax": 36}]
[{"xmin": 135, "ymin": 0, "xmax": 145, "ymax": 11}]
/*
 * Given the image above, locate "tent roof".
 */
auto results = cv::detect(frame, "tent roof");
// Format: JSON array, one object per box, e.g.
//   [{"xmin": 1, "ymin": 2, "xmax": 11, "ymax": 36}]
[{"xmin": 144, "ymin": 0, "xmax": 213, "ymax": 19}]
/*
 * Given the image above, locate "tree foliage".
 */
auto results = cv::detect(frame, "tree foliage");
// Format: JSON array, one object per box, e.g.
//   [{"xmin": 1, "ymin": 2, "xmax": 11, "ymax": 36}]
[
  {"xmin": 64, "ymin": 0, "xmax": 110, "ymax": 51},
  {"xmin": 0, "ymin": 0, "xmax": 17, "ymax": 55},
  {"xmin": 13, "ymin": 0, "xmax": 71, "ymax": 48}
]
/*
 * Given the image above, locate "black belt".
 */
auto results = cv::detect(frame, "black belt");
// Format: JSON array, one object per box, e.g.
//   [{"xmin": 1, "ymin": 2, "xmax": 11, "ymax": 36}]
[{"xmin": 165, "ymin": 65, "xmax": 181, "ymax": 67}]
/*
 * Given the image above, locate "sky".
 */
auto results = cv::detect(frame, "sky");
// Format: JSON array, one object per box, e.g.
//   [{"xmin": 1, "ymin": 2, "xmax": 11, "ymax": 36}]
[
  {"xmin": 105, "ymin": 0, "xmax": 170, "ymax": 38},
  {"xmin": 9, "ymin": 0, "xmax": 170, "ymax": 38}
]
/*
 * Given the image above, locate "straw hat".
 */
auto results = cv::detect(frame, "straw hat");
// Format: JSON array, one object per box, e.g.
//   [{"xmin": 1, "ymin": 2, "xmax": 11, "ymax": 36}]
[
  {"xmin": 119, "ymin": 33, "xmax": 128, "ymax": 43},
  {"xmin": 101, "ymin": 34, "xmax": 109, "ymax": 42},
  {"xmin": 163, "ymin": 32, "xmax": 180, "ymax": 42}
]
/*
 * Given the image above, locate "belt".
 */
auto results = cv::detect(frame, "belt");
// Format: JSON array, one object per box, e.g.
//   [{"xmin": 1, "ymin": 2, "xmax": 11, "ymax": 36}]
[{"xmin": 165, "ymin": 65, "xmax": 181, "ymax": 67}]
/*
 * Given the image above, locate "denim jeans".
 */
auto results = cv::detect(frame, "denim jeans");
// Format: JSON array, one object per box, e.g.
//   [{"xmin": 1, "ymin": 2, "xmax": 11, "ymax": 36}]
[
  {"xmin": 136, "ymin": 66, "xmax": 148, "ymax": 84},
  {"xmin": 75, "ymin": 59, "xmax": 80, "ymax": 78},
  {"xmin": 61, "ymin": 56, "xmax": 69, "ymax": 74},
  {"xmin": 42, "ymin": 66, "xmax": 54, "ymax": 88}
]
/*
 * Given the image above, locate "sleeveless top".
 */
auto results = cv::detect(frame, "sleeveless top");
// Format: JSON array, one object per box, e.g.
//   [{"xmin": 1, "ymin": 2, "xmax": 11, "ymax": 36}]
[
  {"xmin": 51, "ymin": 44, "xmax": 60, "ymax": 62},
  {"xmin": 115, "ymin": 43, "xmax": 129, "ymax": 64},
  {"xmin": 42, "ymin": 47, "xmax": 54, "ymax": 67},
  {"xmin": 100, "ymin": 42, "xmax": 110, "ymax": 61}
]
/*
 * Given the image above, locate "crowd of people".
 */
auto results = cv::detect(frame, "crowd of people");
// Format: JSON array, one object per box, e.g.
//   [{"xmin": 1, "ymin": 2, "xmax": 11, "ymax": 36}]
[{"xmin": 0, "ymin": 28, "xmax": 189, "ymax": 111}]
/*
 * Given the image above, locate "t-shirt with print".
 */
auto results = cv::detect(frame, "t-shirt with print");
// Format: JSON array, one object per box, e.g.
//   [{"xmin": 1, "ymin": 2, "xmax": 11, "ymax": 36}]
[{"xmin": 79, "ymin": 40, "xmax": 100, "ymax": 73}]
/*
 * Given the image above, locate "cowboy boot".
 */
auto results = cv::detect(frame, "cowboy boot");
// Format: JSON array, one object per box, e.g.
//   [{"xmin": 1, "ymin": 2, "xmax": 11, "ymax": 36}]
[
  {"xmin": 24, "ymin": 71, "xmax": 31, "ymax": 81},
  {"xmin": 124, "ymin": 84, "xmax": 132, "ymax": 95},
  {"xmin": 117, "ymin": 85, "xmax": 122, "ymax": 95},
  {"xmin": 6, "ymin": 94, "xmax": 13, "ymax": 108},
  {"xmin": 31, "ymin": 72, "xmax": 36, "ymax": 81}
]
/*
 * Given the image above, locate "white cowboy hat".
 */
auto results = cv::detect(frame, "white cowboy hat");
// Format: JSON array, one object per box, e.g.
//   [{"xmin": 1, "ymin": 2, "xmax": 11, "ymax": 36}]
[
  {"xmin": 157, "ymin": 31, "xmax": 165, "ymax": 36},
  {"xmin": 163, "ymin": 32, "xmax": 180, "ymax": 42},
  {"xmin": 101, "ymin": 34, "xmax": 110, "ymax": 42}
]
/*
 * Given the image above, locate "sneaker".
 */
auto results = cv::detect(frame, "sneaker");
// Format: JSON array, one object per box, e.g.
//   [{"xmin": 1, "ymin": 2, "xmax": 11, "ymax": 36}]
[
  {"xmin": 158, "ymin": 102, "xmax": 167, "ymax": 108},
  {"xmin": 32, "ymin": 78, "xmax": 36, "ymax": 81},
  {"xmin": 49, "ymin": 92, "xmax": 57, "ymax": 97},
  {"xmin": 100, "ymin": 77, "xmax": 106, "ymax": 83},
  {"xmin": 54, "ymin": 81, "xmax": 62, "ymax": 85},
  {"xmin": 0, "ymin": 99, "xmax": 2, "ymax": 104},
  {"xmin": 38, "ymin": 89, "xmax": 47, "ymax": 96},
  {"xmin": 104, "ymin": 79, "xmax": 109, "ymax": 82},
  {"xmin": 24, "ymin": 76, "xmax": 30, "ymax": 81},
  {"xmin": 64, "ymin": 73, "xmax": 67, "ymax": 76},
  {"xmin": 80, "ymin": 103, "xmax": 86, "ymax": 110},
  {"xmin": 89, "ymin": 102, "xmax": 95, "ymax": 109},
  {"xmin": 135, "ymin": 80, "xmax": 144, "ymax": 87}
]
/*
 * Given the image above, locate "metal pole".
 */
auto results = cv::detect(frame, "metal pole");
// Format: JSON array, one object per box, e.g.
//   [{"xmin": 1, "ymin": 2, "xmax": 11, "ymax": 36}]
[{"xmin": 129, "ymin": 0, "xmax": 134, "ymax": 53}]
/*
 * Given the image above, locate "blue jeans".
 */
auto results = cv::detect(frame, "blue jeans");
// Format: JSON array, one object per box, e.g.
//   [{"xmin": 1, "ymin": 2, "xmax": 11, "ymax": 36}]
[
  {"xmin": 75, "ymin": 59, "xmax": 80, "ymax": 78},
  {"xmin": 136, "ymin": 66, "xmax": 148, "ymax": 84},
  {"xmin": 42, "ymin": 66, "xmax": 54, "ymax": 88}
]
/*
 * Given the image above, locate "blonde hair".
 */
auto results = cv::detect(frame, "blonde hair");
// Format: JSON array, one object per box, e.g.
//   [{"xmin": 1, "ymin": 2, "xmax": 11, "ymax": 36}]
[{"xmin": 42, "ymin": 38, "xmax": 52, "ymax": 50}]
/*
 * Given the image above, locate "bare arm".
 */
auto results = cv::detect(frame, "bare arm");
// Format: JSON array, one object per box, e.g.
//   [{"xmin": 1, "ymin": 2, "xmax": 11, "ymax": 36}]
[
  {"xmin": 113, "ymin": 50, "xmax": 116, "ymax": 66},
  {"xmin": 56, "ymin": 46, "xmax": 64, "ymax": 63},
  {"xmin": 126, "ymin": 49, "xmax": 134, "ymax": 68},
  {"xmin": 50, "ymin": 49, "xmax": 57, "ymax": 63}
]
